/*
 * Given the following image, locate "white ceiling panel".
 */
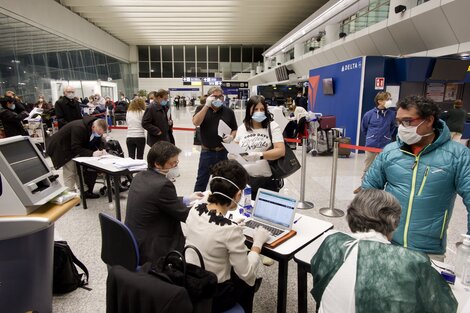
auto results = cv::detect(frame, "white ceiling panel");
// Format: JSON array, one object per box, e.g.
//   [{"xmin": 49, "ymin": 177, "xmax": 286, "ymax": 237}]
[
  {"xmin": 353, "ymin": 27, "xmax": 380, "ymax": 55},
  {"xmin": 56, "ymin": 0, "xmax": 329, "ymax": 45},
  {"xmin": 387, "ymin": 19, "xmax": 426, "ymax": 55},
  {"xmin": 441, "ymin": 0, "xmax": 470, "ymax": 43}
]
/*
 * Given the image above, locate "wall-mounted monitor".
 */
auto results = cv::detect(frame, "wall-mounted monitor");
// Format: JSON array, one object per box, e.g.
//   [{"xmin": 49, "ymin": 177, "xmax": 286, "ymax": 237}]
[
  {"xmin": 429, "ymin": 59, "xmax": 470, "ymax": 81},
  {"xmin": 0, "ymin": 136, "xmax": 66, "ymax": 215},
  {"xmin": 322, "ymin": 78, "xmax": 334, "ymax": 95}
]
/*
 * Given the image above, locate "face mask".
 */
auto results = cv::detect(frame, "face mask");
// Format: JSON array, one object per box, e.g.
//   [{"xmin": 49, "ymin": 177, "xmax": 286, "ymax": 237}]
[
  {"xmin": 39, "ymin": 99, "xmax": 44, "ymax": 102},
  {"xmin": 398, "ymin": 121, "xmax": 433, "ymax": 145},
  {"xmin": 157, "ymin": 166, "xmax": 180, "ymax": 181},
  {"xmin": 9, "ymin": 104, "xmax": 16, "ymax": 110},
  {"xmin": 252, "ymin": 112, "xmax": 267, "ymax": 122},
  {"xmin": 160, "ymin": 100, "xmax": 168, "ymax": 106},
  {"xmin": 212, "ymin": 100, "xmax": 223, "ymax": 107},
  {"xmin": 65, "ymin": 93, "xmax": 74, "ymax": 99},
  {"xmin": 384, "ymin": 100, "xmax": 393, "ymax": 109},
  {"xmin": 211, "ymin": 191, "xmax": 242, "ymax": 210}
]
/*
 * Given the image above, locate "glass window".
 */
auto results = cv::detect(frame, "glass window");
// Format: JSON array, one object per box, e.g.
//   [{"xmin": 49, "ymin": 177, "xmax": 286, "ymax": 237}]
[
  {"xmin": 254, "ymin": 47, "xmax": 265, "ymax": 63},
  {"xmin": 150, "ymin": 46, "xmax": 160, "ymax": 62},
  {"xmin": 174, "ymin": 62, "xmax": 184, "ymax": 78},
  {"xmin": 242, "ymin": 47, "xmax": 252, "ymax": 63},
  {"xmin": 138, "ymin": 46, "xmax": 149, "ymax": 61},
  {"xmin": 162, "ymin": 46, "xmax": 172, "ymax": 62},
  {"xmin": 185, "ymin": 45, "xmax": 195, "ymax": 61},
  {"xmin": 197, "ymin": 46, "xmax": 207, "ymax": 62},
  {"xmin": 186, "ymin": 62, "xmax": 196, "ymax": 77},
  {"xmin": 208, "ymin": 46, "xmax": 218, "ymax": 62},
  {"xmin": 140, "ymin": 62, "xmax": 150, "ymax": 77},
  {"xmin": 231, "ymin": 46, "xmax": 241, "ymax": 62},
  {"xmin": 174, "ymin": 46, "xmax": 184, "ymax": 61},
  {"xmin": 220, "ymin": 46, "xmax": 229, "ymax": 62},
  {"xmin": 162, "ymin": 62, "xmax": 172, "ymax": 78},
  {"xmin": 150, "ymin": 62, "xmax": 161, "ymax": 78}
]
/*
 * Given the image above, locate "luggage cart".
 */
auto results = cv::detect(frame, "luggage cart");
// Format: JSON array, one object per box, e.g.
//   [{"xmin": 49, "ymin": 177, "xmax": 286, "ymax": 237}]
[
  {"xmin": 305, "ymin": 112, "xmax": 322, "ymax": 156},
  {"xmin": 25, "ymin": 118, "xmax": 48, "ymax": 157}
]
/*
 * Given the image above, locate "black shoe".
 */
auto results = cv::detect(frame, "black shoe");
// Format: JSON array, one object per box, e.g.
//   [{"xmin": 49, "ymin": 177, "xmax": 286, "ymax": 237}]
[{"xmin": 84, "ymin": 191, "xmax": 100, "ymax": 199}]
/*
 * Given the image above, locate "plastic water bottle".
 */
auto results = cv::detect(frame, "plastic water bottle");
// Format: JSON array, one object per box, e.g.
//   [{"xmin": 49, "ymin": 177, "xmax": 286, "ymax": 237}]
[
  {"xmin": 241, "ymin": 185, "xmax": 253, "ymax": 217},
  {"xmin": 455, "ymin": 234, "xmax": 470, "ymax": 277}
]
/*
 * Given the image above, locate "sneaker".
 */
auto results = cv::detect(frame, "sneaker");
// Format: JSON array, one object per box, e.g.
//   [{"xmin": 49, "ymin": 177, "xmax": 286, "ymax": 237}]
[
  {"xmin": 84, "ymin": 191, "xmax": 100, "ymax": 199},
  {"xmin": 262, "ymin": 256, "xmax": 274, "ymax": 266},
  {"xmin": 353, "ymin": 186, "xmax": 362, "ymax": 194}
]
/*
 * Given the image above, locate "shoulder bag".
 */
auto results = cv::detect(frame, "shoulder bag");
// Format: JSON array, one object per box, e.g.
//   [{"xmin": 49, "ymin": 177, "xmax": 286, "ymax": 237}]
[{"xmin": 267, "ymin": 122, "xmax": 301, "ymax": 179}]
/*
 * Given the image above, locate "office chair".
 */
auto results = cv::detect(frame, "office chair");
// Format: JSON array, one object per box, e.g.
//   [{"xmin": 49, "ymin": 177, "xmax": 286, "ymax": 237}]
[{"xmin": 99, "ymin": 213, "xmax": 140, "ymax": 271}]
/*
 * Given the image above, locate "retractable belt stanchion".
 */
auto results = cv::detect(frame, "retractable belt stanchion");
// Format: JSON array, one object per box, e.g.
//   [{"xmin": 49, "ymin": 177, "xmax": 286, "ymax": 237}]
[
  {"xmin": 320, "ymin": 140, "xmax": 344, "ymax": 217},
  {"xmin": 297, "ymin": 137, "xmax": 314, "ymax": 210}
]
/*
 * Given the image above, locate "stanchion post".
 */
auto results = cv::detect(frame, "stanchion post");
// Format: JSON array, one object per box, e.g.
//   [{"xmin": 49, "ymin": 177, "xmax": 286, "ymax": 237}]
[
  {"xmin": 320, "ymin": 140, "xmax": 344, "ymax": 217},
  {"xmin": 297, "ymin": 137, "xmax": 314, "ymax": 210}
]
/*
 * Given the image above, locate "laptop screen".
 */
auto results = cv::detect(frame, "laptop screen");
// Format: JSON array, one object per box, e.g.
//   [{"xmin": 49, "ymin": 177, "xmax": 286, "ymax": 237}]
[{"xmin": 253, "ymin": 190, "xmax": 297, "ymax": 227}]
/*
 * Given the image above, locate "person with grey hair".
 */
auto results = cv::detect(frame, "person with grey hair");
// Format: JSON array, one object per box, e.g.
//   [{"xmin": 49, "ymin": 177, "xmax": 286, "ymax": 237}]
[
  {"xmin": 192, "ymin": 86, "xmax": 238, "ymax": 192},
  {"xmin": 54, "ymin": 86, "xmax": 82, "ymax": 129},
  {"xmin": 310, "ymin": 189, "xmax": 457, "ymax": 313}
]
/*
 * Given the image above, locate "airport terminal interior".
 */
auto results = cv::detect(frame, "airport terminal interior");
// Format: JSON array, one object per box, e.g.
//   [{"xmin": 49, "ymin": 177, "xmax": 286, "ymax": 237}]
[{"xmin": 1, "ymin": 0, "xmax": 470, "ymax": 312}]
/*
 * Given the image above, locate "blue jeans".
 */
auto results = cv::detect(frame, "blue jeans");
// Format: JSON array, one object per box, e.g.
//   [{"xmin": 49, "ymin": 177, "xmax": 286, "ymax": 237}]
[{"xmin": 194, "ymin": 150, "xmax": 228, "ymax": 192}]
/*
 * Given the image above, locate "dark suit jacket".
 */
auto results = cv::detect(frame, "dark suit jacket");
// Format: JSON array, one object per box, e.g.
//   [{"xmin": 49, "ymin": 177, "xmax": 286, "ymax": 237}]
[
  {"xmin": 142, "ymin": 103, "xmax": 170, "ymax": 147},
  {"xmin": 125, "ymin": 169, "xmax": 189, "ymax": 264},
  {"xmin": 0, "ymin": 103, "xmax": 28, "ymax": 137},
  {"xmin": 46, "ymin": 116, "xmax": 102, "ymax": 169},
  {"xmin": 54, "ymin": 96, "xmax": 82, "ymax": 129}
]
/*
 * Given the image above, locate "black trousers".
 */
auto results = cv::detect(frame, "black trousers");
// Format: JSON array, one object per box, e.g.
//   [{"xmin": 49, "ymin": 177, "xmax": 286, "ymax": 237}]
[
  {"xmin": 83, "ymin": 167, "xmax": 98, "ymax": 192},
  {"xmin": 126, "ymin": 137, "xmax": 145, "ymax": 159},
  {"xmin": 212, "ymin": 269, "xmax": 257, "ymax": 313}
]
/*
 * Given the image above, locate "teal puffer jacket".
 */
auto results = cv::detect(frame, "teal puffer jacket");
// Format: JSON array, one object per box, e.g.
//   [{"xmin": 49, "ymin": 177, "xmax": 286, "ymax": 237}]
[{"xmin": 363, "ymin": 120, "xmax": 470, "ymax": 254}]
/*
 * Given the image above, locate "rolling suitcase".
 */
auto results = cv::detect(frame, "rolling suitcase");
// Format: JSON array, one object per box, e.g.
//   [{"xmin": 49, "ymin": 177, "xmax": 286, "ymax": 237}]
[{"xmin": 337, "ymin": 137, "xmax": 351, "ymax": 158}]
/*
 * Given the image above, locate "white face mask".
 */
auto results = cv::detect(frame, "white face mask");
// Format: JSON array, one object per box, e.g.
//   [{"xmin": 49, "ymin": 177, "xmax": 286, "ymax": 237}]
[
  {"xmin": 384, "ymin": 100, "xmax": 393, "ymax": 109},
  {"xmin": 65, "ymin": 92, "xmax": 74, "ymax": 99},
  {"xmin": 398, "ymin": 120, "xmax": 433, "ymax": 145}
]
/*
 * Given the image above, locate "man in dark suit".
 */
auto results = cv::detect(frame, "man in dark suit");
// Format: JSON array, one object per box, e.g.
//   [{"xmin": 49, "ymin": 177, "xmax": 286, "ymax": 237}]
[
  {"xmin": 47, "ymin": 116, "xmax": 107, "ymax": 198},
  {"xmin": 125, "ymin": 141, "xmax": 203, "ymax": 264},
  {"xmin": 55, "ymin": 86, "xmax": 83, "ymax": 129},
  {"xmin": 142, "ymin": 89, "xmax": 171, "ymax": 146}
]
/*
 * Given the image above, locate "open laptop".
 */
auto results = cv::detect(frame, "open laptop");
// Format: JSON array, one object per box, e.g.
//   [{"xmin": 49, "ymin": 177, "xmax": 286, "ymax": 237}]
[{"xmin": 242, "ymin": 188, "xmax": 298, "ymax": 245}]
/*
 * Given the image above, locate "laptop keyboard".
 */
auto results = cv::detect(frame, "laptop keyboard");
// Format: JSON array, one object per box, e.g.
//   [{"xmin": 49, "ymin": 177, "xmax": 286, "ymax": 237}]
[{"xmin": 245, "ymin": 220, "xmax": 284, "ymax": 236}]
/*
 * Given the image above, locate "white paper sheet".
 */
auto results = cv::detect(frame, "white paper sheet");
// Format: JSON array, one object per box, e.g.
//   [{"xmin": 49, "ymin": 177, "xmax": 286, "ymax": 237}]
[
  {"xmin": 218, "ymin": 119, "xmax": 232, "ymax": 139},
  {"xmin": 222, "ymin": 142, "xmax": 248, "ymax": 165},
  {"xmin": 271, "ymin": 106, "xmax": 289, "ymax": 133}
]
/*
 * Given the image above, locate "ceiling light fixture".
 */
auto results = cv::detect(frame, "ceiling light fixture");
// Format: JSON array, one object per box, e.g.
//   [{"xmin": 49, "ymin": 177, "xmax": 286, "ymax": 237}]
[{"xmin": 264, "ymin": 0, "xmax": 358, "ymax": 58}]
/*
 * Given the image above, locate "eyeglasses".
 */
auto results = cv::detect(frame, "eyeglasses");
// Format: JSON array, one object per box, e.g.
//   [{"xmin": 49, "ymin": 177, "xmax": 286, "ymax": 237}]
[
  {"xmin": 395, "ymin": 117, "xmax": 422, "ymax": 127},
  {"xmin": 211, "ymin": 94, "xmax": 224, "ymax": 100}
]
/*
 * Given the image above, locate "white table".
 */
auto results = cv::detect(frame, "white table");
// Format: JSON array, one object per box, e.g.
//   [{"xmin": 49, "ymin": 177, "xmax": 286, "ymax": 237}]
[
  {"xmin": 73, "ymin": 156, "xmax": 146, "ymax": 220},
  {"xmin": 243, "ymin": 213, "xmax": 333, "ymax": 313},
  {"xmin": 294, "ymin": 239, "xmax": 470, "ymax": 313}
]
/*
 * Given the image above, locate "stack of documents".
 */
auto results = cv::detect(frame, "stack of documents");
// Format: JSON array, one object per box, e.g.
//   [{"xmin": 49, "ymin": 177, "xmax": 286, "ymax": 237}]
[{"xmin": 112, "ymin": 158, "xmax": 147, "ymax": 171}]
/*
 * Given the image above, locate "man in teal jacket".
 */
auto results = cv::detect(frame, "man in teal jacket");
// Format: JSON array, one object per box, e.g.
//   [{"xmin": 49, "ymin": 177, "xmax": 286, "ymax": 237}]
[{"xmin": 363, "ymin": 96, "xmax": 470, "ymax": 258}]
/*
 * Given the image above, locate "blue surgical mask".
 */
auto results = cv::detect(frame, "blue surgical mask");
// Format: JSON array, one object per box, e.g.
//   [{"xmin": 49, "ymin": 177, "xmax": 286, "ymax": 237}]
[
  {"xmin": 161, "ymin": 100, "xmax": 168, "ymax": 106},
  {"xmin": 93, "ymin": 132, "xmax": 101, "ymax": 138},
  {"xmin": 10, "ymin": 104, "xmax": 16, "ymax": 110},
  {"xmin": 252, "ymin": 112, "xmax": 267, "ymax": 122},
  {"xmin": 212, "ymin": 100, "xmax": 223, "ymax": 107}
]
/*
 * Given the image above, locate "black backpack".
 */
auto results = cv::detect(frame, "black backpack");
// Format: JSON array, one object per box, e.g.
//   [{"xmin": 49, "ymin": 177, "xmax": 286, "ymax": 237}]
[{"xmin": 53, "ymin": 241, "xmax": 90, "ymax": 294}]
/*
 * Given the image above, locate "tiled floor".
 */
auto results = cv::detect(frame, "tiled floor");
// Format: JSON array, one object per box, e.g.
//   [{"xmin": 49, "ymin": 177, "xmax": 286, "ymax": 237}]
[{"xmin": 52, "ymin": 106, "xmax": 468, "ymax": 313}]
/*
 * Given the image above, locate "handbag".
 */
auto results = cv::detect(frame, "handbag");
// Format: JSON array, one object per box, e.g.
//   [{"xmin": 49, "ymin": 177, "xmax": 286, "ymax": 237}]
[
  {"xmin": 153, "ymin": 245, "xmax": 218, "ymax": 302},
  {"xmin": 267, "ymin": 122, "xmax": 301, "ymax": 179}
]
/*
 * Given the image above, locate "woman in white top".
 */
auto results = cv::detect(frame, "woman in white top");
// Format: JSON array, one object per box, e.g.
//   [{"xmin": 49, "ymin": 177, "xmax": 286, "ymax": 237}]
[
  {"xmin": 185, "ymin": 160, "xmax": 270, "ymax": 313},
  {"xmin": 126, "ymin": 98, "xmax": 146, "ymax": 159},
  {"xmin": 232, "ymin": 95, "xmax": 285, "ymax": 199}
]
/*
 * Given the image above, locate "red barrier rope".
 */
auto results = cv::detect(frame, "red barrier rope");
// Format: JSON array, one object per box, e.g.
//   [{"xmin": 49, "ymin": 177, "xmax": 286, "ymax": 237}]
[
  {"xmin": 338, "ymin": 143, "xmax": 382, "ymax": 153},
  {"xmin": 285, "ymin": 138, "xmax": 301, "ymax": 143}
]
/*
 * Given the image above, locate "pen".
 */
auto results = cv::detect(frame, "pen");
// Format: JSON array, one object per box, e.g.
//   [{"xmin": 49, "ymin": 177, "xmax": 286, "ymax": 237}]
[{"xmin": 294, "ymin": 216, "xmax": 302, "ymax": 224}]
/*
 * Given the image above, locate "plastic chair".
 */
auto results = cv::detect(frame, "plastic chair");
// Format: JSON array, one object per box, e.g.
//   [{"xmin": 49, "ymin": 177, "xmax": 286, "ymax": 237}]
[
  {"xmin": 99, "ymin": 212, "xmax": 140, "ymax": 271},
  {"xmin": 223, "ymin": 303, "xmax": 244, "ymax": 313}
]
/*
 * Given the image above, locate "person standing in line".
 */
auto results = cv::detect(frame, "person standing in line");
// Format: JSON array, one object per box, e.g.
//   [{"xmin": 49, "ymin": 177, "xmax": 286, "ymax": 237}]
[
  {"xmin": 192, "ymin": 86, "xmax": 238, "ymax": 192},
  {"xmin": 54, "ymin": 86, "xmax": 82, "ymax": 129},
  {"xmin": 362, "ymin": 96, "xmax": 470, "ymax": 261},
  {"xmin": 126, "ymin": 98, "xmax": 146, "ymax": 160},
  {"xmin": 0, "ymin": 96, "xmax": 29, "ymax": 137},
  {"xmin": 142, "ymin": 89, "xmax": 170, "ymax": 146},
  {"xmin": 231, "ymin": 95, "xmax": 285, "ymax": 198},
  {"xmin": 441, "ymin": 99, "xmax": 467, "ymax": 142},
  {"xmin": 354, "ymin": 91, "xmax": 396, "ymax": 194}
]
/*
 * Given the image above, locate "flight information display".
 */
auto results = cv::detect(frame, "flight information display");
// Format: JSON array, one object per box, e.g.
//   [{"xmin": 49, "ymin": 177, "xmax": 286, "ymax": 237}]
[{"xmin": 182, "ymin": 77, "xmax": 222, "ymax": 86}]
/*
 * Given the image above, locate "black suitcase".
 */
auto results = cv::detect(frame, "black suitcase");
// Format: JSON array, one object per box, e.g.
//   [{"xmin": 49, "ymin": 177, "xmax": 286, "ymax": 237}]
[{"xmin": 105, "ymin": 139, "xmax": 125, "ymax": 158}]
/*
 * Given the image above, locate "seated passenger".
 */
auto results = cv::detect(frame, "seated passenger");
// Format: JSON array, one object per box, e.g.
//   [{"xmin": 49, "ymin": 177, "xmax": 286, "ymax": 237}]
[
  {"xmin": 125, "ymin": 141, "xmax": 202, "ymax": 264},
  {"xmin": 185, "ymin": 160, "xmax": 271, "ymax": 313},
  {"xmin": 310, "ymin": 189, "xmax": 457, "ymax": 313},
  {"xmin": 0, "ymin": 96, "xmax": 29, "ymax": 137}
]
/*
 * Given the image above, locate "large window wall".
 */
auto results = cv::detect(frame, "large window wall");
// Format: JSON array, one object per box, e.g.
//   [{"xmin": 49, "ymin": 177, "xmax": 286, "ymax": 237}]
[
  {"xmin": 0, "ymin": 13, "xmax": 135, "ymax": 103},
  {"xmin": 138, "ymin": 45, "xmax": 267, "ymax": 79}
]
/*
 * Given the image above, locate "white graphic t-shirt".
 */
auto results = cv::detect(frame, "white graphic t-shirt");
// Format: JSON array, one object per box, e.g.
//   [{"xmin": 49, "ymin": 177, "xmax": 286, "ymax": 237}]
[{"xmin": 235, "ymin": 121, "xmax": 284, "ymax": 177}]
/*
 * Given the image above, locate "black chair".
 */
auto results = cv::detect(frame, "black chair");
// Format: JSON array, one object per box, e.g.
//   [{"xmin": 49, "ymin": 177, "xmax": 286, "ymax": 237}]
[{"xmin": 99, "ymin": 213, "xmax": 140, "ymax": 271}]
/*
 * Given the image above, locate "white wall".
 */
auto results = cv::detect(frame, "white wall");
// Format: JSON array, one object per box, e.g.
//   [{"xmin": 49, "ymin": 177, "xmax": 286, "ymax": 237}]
[
  {"xmin": 0, "ymin": 0, "xmax": 130, "ymax": 62},
  {"xmin": 138, "ymin": 78, "xmax": 211, "ymax": 97}
]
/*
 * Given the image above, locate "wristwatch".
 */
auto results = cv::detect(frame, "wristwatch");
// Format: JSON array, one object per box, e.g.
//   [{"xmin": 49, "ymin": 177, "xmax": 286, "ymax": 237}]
[{"xmin": 260, "ymin": 154, "xmax": 264, "ymax": 160}]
